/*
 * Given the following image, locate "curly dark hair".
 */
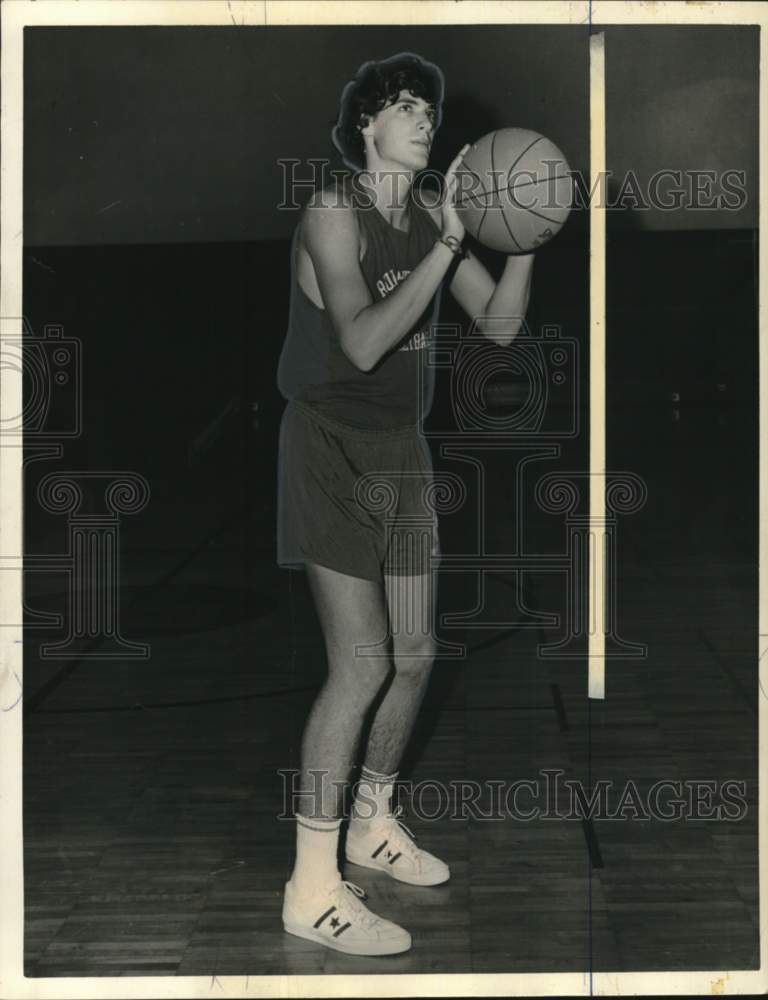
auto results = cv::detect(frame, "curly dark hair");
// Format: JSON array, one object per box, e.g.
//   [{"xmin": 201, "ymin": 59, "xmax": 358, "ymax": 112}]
[{"xmin": 332, "ymin": 52, "xmax": 444, "ymax": 171}]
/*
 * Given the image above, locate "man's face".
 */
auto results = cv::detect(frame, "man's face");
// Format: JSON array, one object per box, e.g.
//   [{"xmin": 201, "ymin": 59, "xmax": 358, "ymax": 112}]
[{"xmin": 363, "ymin": 88, "xmax": 436, "ymax": 171}]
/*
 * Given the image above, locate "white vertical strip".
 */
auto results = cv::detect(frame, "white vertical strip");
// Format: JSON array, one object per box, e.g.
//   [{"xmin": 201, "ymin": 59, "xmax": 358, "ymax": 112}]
[
  {"xmin": 759, "ymin": 11, "xmax": 768, "ymax": 977},
  {"xmin": 0, "ymin": 1, "xmax": 24, "ymax": 989},
  {"xmin": 589, "ymin": 31, "xmax": 606, "ymax": 699}
]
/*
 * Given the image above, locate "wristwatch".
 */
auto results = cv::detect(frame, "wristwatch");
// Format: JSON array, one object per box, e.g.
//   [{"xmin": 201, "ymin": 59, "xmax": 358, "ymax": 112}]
[{"xmin": 437, "ymin": 234, "xmax": 466, "ymax": 259}]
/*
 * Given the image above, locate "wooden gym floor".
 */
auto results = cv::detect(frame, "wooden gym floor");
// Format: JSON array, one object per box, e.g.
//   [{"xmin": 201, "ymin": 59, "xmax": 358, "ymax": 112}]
[{"xmin": 21, "ymin": 401, "xmax": 758, "ymax": 977}]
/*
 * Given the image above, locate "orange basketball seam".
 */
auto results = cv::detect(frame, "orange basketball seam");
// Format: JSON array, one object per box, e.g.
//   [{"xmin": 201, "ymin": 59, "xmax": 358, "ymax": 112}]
[
  {"xmin": 461, "ymin": 160, "xmax": 492, "ymax": 248},
  {"xmin": 507, "ymin": 185, "xmax": 565, "ymax": 226},
  {"xmin": 507, "ymin": 133, "xmax": 546, "ymax": 176},
  {"xmin": 491, "ymin": 129, "xmax": 523, "ymax": 253},
  {"xmin": 459, "ymin": 173, "xmax": 572, "ymax": 211}
]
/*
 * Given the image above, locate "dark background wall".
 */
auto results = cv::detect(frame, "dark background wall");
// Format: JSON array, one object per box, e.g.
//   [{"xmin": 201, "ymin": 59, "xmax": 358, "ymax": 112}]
[
  {"xmin": 21, "ymin": 24, "xmax": 758, "ymax": 532},
  {"xmin": 25, "ymin": 24, "xmax": 590, "ymax": 246},
  {"xmin": 606, "ymin": 25, "xmax": 757, "ymax": 231},
  {"xmin": 24, "ymin": 24, "xmax": 757, "ymax": 247},
  {"xmin": 24, "ymin": 23, "xmax": 593, "ymax": 496}
]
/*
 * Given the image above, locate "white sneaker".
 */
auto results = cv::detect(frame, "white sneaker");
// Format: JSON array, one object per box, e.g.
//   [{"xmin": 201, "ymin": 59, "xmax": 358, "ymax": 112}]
[
  {"xmin": 282, "ymin": 878, "xmax": 412, "ymax": 956},
  {"xmin": 345, "ymin": 806, "xmax": 450, "ymax": 887}
]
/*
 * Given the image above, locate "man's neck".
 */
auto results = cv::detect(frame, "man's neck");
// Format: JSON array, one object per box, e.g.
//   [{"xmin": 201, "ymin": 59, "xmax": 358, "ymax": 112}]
[{"xmin": 357, "ymin": 165, "xmax": 414, "ymax": 229}]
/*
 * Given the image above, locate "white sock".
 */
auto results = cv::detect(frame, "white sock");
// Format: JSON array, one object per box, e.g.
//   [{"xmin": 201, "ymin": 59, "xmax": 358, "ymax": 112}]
[
  {"xmin": 350, "ymin": 766, "xmax": 398, "ymax": 827},
  {"xmin": 290, "ymin": 814, "xmax": 342, "ymax": 898}
]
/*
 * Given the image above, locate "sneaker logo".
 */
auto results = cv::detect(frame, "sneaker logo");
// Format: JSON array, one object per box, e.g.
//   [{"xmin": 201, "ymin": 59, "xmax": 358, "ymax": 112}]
[
  {"xmin": 313, "ymin": 906, "xmax": 336, "ymax": 929},
  {"xmin": 371, "ymin": 840, "xmax": 402, "ymax": 865},
  {"xmin": 312, "ymin": 905, "xmax": 352, "ymax": 938},
  {"xmin": 371, "ymin": 840, "xmax": 388, "ymax": 859}
]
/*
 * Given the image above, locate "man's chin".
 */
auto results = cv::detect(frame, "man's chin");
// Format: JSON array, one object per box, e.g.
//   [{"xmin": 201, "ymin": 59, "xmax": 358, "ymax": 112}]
[
  {"xmin": 367, "ymin": 157, "xmax": 425, "ymax": 185},
  {"xmin": 398, "ymin": 152, "xmax": 429, "ymax": 173}
]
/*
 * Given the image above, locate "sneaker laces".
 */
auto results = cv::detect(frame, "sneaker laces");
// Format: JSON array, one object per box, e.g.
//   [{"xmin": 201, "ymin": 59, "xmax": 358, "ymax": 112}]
[
  {"xmin": 335, "ymin": 880, "xmax": 378, "ymax": 930},
  {"xmin": 350, "ymin": 805, "xmax": 421, "ymax": 862},
  {"xmin": 390, "ymin": 805, "xmax": 417, "ymax": 842},
  {"xmin": 379, "ymin": 806, "xmax": 422, "ymax": 863}
]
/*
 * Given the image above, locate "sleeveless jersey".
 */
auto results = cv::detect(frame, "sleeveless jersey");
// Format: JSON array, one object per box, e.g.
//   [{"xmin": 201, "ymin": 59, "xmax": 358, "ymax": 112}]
[{"xmin": 276, "ymin": 178, "xmax": 442, "ymax": 430}]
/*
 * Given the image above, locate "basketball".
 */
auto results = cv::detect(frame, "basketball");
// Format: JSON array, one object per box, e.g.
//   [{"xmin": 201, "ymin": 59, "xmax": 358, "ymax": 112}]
[{"xmin": 454, "ymin": 128, "xmax": 573, "ymax": 253}]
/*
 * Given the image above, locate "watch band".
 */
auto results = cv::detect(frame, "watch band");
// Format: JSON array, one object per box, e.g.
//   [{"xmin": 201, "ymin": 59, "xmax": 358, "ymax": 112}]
[{"xmin": 437, "ymin": 234, "xmax": 466, "ymax": 259}]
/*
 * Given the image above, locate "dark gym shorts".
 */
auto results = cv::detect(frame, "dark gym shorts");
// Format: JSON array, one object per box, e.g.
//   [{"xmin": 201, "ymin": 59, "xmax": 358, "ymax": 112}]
[{"xmin": 277, "ymin": 399, "xmax": 441, "ymax": 582}]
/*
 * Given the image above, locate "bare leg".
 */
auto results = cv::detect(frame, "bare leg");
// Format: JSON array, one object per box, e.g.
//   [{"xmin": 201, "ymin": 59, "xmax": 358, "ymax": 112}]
[
  {"xmin": 297, "ymin": 562, "xmax": 391, "ymax": 819},
  {"xmin": 344, "ymin": 569, "xmax": 450, "ymax": 889},
  {"xmin": 362, "ymin": 570, "xmax": 437, "ymax": 775}
]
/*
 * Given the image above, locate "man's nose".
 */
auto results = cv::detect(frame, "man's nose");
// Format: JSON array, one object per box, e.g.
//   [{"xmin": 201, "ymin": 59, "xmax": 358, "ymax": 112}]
[{"xmin": 417, "ymin": 118, "xmax": 432, "ymax": 136}]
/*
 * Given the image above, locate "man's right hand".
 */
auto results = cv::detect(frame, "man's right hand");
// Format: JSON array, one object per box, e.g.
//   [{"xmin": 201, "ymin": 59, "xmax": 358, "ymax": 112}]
[{"xmin": 441, "ymin": 143, "xmax": 471, "ymax": 243}]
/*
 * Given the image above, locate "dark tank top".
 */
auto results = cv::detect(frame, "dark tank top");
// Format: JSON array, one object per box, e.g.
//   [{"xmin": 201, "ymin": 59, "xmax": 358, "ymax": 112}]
[{"xmin": 277, "ymin": 177, "xmax": 442, "ymax": 430}]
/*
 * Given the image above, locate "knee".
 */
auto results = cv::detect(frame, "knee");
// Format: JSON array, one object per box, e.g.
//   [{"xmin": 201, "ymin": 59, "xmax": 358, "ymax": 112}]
[
  {"xmin": 326, "ymin": 652, "xmax": 391, "ymax": 707},
  {"xmin": 392, "ymin": 635, "xmax": 436, "ymax": 682}
]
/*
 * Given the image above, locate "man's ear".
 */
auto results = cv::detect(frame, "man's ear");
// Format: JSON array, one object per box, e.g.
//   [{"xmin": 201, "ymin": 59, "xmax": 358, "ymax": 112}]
[{"xmin": 358, "ymin": 113, "xmax": 374, "ymax": 137}]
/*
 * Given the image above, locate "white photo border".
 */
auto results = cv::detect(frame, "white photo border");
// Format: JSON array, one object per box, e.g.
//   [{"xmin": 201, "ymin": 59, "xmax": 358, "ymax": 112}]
[{"xmin": 0, "ymin": 1, "xmax": 764, "ymax": 996}]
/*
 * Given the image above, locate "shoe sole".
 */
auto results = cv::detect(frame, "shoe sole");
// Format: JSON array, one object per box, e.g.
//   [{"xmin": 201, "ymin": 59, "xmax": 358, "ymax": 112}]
[
  {"xmin": 283, "ymin": 918, "xmax": 411, "ymax": 956},
  {"xmin": 345, "ymin": 850, "xmax": 451, "ymax": 887}
]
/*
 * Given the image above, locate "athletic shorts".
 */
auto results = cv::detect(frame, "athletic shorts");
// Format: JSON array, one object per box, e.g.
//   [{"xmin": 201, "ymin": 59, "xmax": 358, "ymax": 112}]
[{"xmin": 276, "ymin": 399, "xmax": 441, "ymax": 582}]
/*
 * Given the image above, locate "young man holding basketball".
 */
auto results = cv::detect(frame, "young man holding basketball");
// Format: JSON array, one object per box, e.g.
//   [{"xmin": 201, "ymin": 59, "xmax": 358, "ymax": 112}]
[{"xmin": 277, "ymin": 53, "xmax": 534, "ymax": 956}]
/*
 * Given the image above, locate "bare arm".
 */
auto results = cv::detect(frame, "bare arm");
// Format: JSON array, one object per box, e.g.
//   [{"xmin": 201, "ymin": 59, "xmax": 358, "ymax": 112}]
[
  {"xmin": 478, "ymin": 253, "xmax": 535, "ymax": 347},
  {"xmin": 422, "ymin": 191, "xmax": 535, "ymax": 347},
  {"xmin": 302, "ymin": 195, "xmax": 457, "ymax": 372}
]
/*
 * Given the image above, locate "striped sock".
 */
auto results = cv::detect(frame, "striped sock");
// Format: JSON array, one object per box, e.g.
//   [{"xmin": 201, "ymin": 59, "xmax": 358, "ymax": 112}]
[
  {"xmin": 351, "ymin": 766, "xmax": 398, "ymax": 826},
  {"xmin": 291, "ymin": 814, "xmax": 342, "ymax": 898}
]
